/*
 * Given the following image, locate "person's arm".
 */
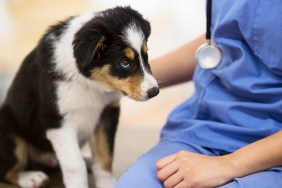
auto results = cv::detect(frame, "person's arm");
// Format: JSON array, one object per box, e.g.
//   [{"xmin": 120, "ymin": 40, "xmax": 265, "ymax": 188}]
[
  {"xmin": 150, "ymin": 34, "xmax": 205, "ymax": 88},
  {"xmin": 227, "ymin": 130, "xmax": 282, "ymax": 178},
  {"xmin": 156, "ymin": 130, "xmax": 282, "ymax": 188}
]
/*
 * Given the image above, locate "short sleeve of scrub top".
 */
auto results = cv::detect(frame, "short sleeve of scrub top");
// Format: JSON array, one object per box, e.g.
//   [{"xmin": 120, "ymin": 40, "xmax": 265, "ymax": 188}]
[{"xmin": 161, "ymin": 0, "xmax": 282, "ymax": 153}]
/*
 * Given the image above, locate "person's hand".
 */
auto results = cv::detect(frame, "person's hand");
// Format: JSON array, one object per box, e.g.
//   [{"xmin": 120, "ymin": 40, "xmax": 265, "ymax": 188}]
[{"xmin": 156, "ymin": 150, "xmax": 234, "ymax": 188}]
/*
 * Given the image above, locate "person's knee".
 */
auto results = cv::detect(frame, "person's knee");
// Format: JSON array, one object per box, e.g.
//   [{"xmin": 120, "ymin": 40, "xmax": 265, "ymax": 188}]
[{"xmin": 115, "ymin": 157, "xmax": 161, "ymax": 188}]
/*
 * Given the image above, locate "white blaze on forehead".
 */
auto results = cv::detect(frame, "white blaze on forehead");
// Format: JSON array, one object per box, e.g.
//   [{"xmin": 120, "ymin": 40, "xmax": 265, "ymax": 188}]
[
  {"xmin": 123, "ymin": 23, "xmax": 144, "ymax": 53},
  {"xmin": 123, "ymin": 23, "xmax": 158, "ymax": 98}
]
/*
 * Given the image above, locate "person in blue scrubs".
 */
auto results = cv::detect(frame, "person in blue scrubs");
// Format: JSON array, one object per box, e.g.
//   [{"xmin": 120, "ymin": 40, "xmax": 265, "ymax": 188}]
[{"xmin": 115, "ymin": 1, "xmax": 282, "ymax": 187}]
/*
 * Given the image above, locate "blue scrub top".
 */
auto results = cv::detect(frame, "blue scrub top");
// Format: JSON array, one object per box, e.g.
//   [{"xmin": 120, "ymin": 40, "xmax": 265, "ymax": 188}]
[{"xmin": 161, "ymin": 0, "xmax": 282, "ymax": 153}]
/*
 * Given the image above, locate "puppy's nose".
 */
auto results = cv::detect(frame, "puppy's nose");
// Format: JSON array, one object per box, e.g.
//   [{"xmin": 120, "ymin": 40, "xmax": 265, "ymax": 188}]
[{"xmin": 147, "ymin": 87, "xmax": 159, "ymax": 98}]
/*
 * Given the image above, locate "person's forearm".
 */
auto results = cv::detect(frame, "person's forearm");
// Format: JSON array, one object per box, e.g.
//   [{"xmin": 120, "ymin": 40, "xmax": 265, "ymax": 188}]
[
  {"xmin": 225, "ymin": 131, "xmax": 282, "ymax": 179},
  {"xmin": 150, "ymin": 34, "xmax": 205, "ymax": 88}
]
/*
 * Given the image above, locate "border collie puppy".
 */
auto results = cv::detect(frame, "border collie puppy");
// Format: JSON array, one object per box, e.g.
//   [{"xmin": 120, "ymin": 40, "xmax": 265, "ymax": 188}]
[{"xmin": 0, "ymin": 6, "xmax": 159, "ymax": 188}]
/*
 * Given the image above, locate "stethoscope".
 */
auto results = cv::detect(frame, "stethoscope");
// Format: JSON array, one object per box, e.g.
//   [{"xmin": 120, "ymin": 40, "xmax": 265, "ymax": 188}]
[{"xmin": 195, "ymin": 0, "xmax": 223, "ymax": 69}]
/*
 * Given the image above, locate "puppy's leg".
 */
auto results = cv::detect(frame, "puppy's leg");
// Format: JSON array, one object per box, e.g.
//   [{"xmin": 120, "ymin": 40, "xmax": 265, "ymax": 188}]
[
  {"xmin": 28, "ymin": 144, "xmax": 59, "ymax": 168},
  {"xmin": 0, "ymin": 106, "xmax": 48, "ymax": 188},
  {"xmin": 90, "ymin": 103, "xmax": 120, "ymax": 188},
  {"xmin": 4, "ymin": 137, "xmax": 49, "ymax": 188},
  {"xmin": 47, "ymin": 127, "xmax": 88, "ymax": 188}
]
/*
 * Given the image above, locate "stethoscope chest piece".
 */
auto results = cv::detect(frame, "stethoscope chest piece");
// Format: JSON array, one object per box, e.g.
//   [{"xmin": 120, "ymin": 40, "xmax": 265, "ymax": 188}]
[{"xmin": 196, "ymin": 42, "xmax": 222, "ymax": 69}]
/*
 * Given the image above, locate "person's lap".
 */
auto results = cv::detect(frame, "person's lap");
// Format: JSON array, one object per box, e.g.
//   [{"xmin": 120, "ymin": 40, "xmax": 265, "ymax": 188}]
[
  {"xmin": 115, "ymin": 140, "xmax": 282, "ymax": 188},
  {"xmin": 115, "ymin": 140, "xmax": 215, "ymax": 188}
]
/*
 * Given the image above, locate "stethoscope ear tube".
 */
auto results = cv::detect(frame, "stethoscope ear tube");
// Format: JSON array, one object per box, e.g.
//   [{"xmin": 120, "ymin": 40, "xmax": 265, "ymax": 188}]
[{"xmin": 195, "ymin": 0, "xmax": 223, "ymax": 69}]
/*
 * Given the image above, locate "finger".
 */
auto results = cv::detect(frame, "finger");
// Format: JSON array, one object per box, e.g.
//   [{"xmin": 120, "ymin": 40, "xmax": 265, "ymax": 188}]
[
  {"xmin": 157, "ymin": 160, "xmax": 179, "ymax": 182},
  {"xmin": 156, "ymin": 154, "xmax": 176, "ymax": 170},
  {"xmin": 163, "ymin": 171, "xmax": 184, "ymax": 188}
]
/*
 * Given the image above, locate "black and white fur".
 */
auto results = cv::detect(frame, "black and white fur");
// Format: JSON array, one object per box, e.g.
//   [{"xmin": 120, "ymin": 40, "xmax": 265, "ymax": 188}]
[{"xmin": 0, "ymin": 6, "xmax": 159, "ymax": 188}]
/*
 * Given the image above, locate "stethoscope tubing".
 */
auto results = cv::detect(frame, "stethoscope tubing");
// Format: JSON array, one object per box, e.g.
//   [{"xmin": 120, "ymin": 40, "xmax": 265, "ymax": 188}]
[{"xmin": 195, "ymin": 0, "xmax": 223, "ymax": 69}]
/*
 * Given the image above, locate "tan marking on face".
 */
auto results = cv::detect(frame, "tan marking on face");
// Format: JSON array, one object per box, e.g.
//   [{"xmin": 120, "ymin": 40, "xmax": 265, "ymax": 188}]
[
  {"xmin": 124, "ymin": 47, "xmax": 135, "ymax": 60},
  {"xmin": 143, "ymin": 42, "xmax": 148, "ymax": 54},
  {"xmin": 91, "ymin": 65, "xmax": 144, "ymax": 100},
  {"xmin": 5, "ymin": 137, "xmax": 28, "ymax": 184},
  {"xmin": 124, "ymin": 74, "xmax": 144, "ymax": 100}
]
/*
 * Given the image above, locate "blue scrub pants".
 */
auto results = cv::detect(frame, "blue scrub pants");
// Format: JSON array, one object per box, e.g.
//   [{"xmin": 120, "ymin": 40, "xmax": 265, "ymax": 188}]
[{"xmin": 115, "ymin": 139, "xmax": 282, "ymax": 188}]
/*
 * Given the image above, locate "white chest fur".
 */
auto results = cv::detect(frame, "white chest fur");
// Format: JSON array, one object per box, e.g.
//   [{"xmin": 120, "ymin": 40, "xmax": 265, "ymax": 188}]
[{"xmin": 56, "ymin": 80, "xmax": 120, "ymax": 142}]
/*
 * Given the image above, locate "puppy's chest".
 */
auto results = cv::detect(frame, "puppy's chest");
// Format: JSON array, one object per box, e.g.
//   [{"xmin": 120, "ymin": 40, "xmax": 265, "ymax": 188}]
[{"xmin": 56, "ymin": 81, "xmax": 120, "ymax": 139}]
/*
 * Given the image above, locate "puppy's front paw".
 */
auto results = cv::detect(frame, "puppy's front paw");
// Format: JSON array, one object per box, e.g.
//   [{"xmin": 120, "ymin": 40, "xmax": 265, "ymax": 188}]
[
  {"xmin": 93, "ymin": 164, "xmax": 116, "ymax": 188},
  {"xmin": 96, "ymin": 176, "xmax": 116, "ymax": 188},
  {"xmin": 95, "ymin": 174, "xmax": 116, "ymax": 188},
  {"xmin": 18, "ymin": 171, "xmax": 49, "ymax": 188}
]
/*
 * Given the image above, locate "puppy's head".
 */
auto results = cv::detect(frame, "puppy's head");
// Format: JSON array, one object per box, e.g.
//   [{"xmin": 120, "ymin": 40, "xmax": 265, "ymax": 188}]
[{"xmin": 73, "ymin": 6, "xmax": 159, "ymax": 101}]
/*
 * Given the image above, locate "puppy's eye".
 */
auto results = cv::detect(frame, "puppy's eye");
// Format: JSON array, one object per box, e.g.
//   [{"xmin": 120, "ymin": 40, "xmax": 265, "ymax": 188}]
[{"xmin": 120, "ymin": 59, "xmax": 131, "ymax": 69}]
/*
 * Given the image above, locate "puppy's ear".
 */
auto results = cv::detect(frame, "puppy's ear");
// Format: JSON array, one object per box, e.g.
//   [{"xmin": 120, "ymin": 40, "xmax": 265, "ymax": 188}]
[
  {"xmin": 143, "ymin": 19, "xmax": 151, "ymax": 39},
  {"xmin": 73, "ymin": 29, "xmax": 106, "ymax": 74}
]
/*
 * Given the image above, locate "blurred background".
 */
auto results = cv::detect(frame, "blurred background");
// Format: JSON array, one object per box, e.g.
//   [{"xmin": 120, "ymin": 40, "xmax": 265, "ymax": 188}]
[{"xmin": 0, "ymin": 0, "xmax": 205, "ymax": 178}]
